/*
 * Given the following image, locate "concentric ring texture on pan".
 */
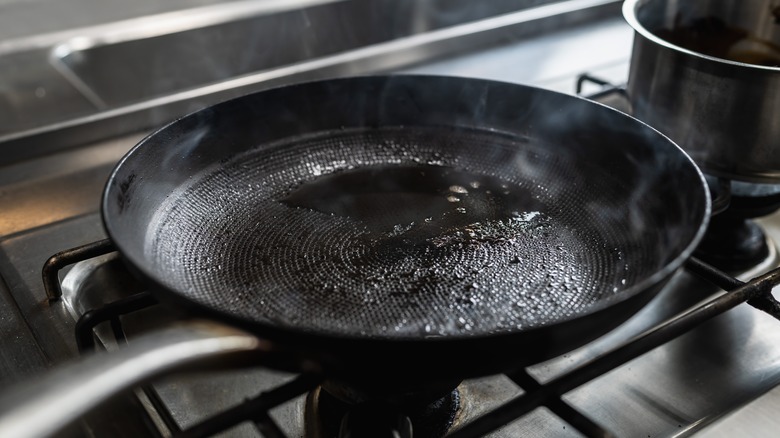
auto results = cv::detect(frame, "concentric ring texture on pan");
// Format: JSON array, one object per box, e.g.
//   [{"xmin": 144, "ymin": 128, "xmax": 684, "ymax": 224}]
[{"xmin": 145, "ymin": 127, "xmax": 658, "ymax": 339}]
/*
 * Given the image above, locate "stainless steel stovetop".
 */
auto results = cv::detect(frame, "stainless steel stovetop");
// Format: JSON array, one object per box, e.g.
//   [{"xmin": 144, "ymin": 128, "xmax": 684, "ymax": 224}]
[{"xmin": 3, "ymin": 1, "xmax": 780, "ymax": 436}]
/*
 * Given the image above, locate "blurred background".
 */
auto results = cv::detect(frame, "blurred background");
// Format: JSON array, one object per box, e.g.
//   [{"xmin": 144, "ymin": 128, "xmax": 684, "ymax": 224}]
[{"xmin": 0, "ymin": 0, "xmax": 626, "ymax": 157}]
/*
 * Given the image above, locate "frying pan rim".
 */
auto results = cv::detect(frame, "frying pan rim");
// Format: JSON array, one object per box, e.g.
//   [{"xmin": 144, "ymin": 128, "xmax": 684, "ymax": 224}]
[{"xmin": 101, "ymin": 74, "xmax": 712, "ymax": 345}]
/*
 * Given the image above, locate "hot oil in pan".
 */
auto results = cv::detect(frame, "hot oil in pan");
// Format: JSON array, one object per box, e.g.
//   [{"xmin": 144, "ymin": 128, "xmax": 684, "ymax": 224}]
[
  {"xmin": 275, "ymin": 164, "xmax": 624, "ymax": 336},
  {"xmin": 148, "ymin": 128, "xmax": 634, "ymax": 338},
  {"xmin": 282, "ymin": 165, "xmax": 547, "ymax": 247}
]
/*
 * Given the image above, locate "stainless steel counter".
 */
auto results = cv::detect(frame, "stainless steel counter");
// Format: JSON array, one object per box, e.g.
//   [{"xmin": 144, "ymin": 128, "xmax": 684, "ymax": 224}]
[
  {"xmin": 0, "ymin": 0, "xmax": 619, "ymax": 158},
  {"xmin": 404, "ymin": 14, "xmax": 632, "ymax": 92},
  {"xmin": 0, "ymin": 0, "xmax": 281, "ymax": 42}
]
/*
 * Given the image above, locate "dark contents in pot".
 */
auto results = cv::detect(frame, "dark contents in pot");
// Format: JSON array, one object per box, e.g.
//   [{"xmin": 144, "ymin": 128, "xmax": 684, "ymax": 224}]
[{"xmin": 655, "ymin": 16, "xmax": 780, "ymax": 66}]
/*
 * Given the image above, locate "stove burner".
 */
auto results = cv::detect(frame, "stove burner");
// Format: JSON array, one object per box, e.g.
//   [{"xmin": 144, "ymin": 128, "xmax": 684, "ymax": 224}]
[
  {"xmin": 37, "ymin": 204, "xmax": 780, "ymax": 437},
  {"xmin": 305, "ymin": 386, "xmax": 460, "ymax": 438},
  {"xmin": 694, "ymin": 216, "xmax": 769, "ymax": 271},
  {"xmin": 694, "ymin": 181, "xmax": 780, "ymax": 272}
]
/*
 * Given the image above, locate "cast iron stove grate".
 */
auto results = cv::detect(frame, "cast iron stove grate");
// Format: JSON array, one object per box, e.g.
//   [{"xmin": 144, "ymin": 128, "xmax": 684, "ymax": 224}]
[
  {"xmin": 35, "ymin": 80, "xmax": 780, "ymax": 438},
  {"xmin": 42, "ymin": 235, "xmax": 780, "ymax": 437}
]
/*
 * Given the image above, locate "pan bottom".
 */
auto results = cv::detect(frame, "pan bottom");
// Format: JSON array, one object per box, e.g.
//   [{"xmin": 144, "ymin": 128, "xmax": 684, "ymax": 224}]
[{"xmin": 145, "ymin": 127, "xmax": 653, "ymax": 339}]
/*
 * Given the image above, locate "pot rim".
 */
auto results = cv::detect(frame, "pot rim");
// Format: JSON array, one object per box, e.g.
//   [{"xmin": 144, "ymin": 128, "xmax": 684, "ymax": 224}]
[{"xmin": 623, "ymin": 0, "xmax": 780, "ymax": 72}]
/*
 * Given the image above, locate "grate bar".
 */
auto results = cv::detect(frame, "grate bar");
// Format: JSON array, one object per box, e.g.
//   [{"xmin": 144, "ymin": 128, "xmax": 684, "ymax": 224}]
[
  {"xmin": 141, "ymin": 385, "xmax": 183, "ymax": 435},
  {"xmin": 75, "ymin": 291, "xmax": 158, "ymax": 353},
  {"xmin": 575, "ymin": 73, "xmax": 625, "ymax": 101},
  {"xmin": 43, "ymin": 238, "xmax": 115, "ymax": 300},
  {"xmin": 450, "ymin": 263, "xmax": 780, "ymax": 438},
  {"xmin": 688, "ymin": 257, "xmax": 780, "ymax": 321},
  {"xmin": 508, "ymin": 369, "xmax": 613, "ymax": 438},
  {"xmin": 174, "ymin": 374, "xmax": 321, "ymax": 438},
  {"xmin": 253, "ymin": 412, "xmax": 287, "ymax": 438}
]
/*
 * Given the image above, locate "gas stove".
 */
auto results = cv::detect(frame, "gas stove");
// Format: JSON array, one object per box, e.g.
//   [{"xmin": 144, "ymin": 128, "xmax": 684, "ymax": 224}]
[{"xmin": 3, "ymin": 1, "xmax": 780, "ymax": 437}]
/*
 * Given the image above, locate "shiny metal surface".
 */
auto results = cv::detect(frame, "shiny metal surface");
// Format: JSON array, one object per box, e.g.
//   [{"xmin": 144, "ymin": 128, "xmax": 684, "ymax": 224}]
[
  {"xmin": 700, "ymin": 384, "xmax": 780, "ymax": 438},
  {"xmin": 0, "ymin": 0, "xmax": 619, "ymax": 164},
  {"xmin": 402, "ymin": 14, "xmax": 632, "ymax": 93},
  {"xmin": 0, "ymin": 0, "xmax": 267, "ymax": 43},
  {"xmin": 49, "ymin": 0, "xmax": 561, "ymax": 108},
  {"xmin": 0, "ymin": 0, "xmax": 338, "ymax": 137},
  {"xmin": 0, "ymin": 321, "xmax": 264, "ymax": 438},
  {"xmin": 0, "ymin": 132, "xmax": 141, "ymax": 236},
  {"xmin": 624, "ymin": 0, "xmax": 780, "ymax": 182}
]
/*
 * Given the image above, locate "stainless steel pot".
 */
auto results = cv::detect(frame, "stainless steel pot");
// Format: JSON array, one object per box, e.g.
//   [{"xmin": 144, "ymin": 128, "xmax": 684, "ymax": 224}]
[{"xmin": 624, "ymin": 0, "xmax": 780, "ymax": 183}]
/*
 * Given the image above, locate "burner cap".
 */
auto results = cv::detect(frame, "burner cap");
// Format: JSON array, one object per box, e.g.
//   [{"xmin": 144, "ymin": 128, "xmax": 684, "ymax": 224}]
[
  {"xmin": 694, "ymin": 217, "xmax": 769, "ymax": 271},
  {"xmin": 305, "ymin": 386, "xmax": 460, "ymax": 438}
]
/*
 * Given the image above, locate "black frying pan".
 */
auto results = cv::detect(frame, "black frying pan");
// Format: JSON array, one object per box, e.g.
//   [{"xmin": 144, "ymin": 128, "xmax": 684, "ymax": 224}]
[
  {"xmin": 0, "ymin": 76, "xmax": 712, "ymax": 436},
  {"xmin": 101, "ymin": 75, "xmax": 709, "ymax": 392}
]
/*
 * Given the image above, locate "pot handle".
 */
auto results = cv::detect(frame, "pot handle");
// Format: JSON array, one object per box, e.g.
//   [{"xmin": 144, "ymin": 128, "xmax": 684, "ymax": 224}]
[{"xmin": 0, "ymin": 320, "xmax": 267, "ymax": 438}]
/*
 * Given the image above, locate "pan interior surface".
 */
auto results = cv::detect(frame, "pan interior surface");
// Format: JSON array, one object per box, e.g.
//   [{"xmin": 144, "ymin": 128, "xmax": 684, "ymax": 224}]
[{"xmin": 144, "ymin": 126, "xmax": 666, "ymax": 339}]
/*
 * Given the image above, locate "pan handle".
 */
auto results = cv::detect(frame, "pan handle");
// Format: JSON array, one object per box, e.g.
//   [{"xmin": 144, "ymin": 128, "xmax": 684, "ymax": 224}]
[{"xmin": 0, "ymin": 320, "xmax": 267, "ymax": 438}]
